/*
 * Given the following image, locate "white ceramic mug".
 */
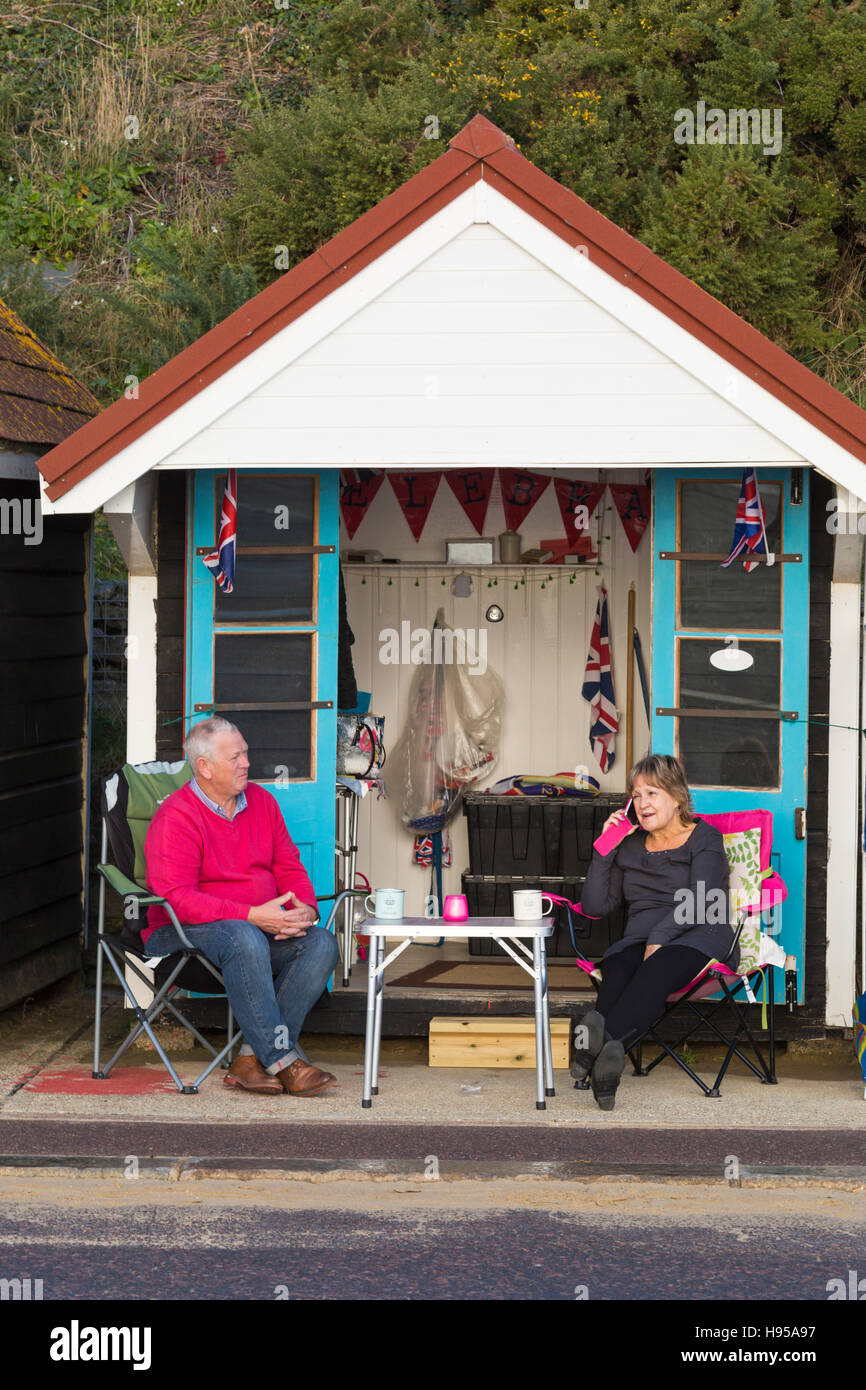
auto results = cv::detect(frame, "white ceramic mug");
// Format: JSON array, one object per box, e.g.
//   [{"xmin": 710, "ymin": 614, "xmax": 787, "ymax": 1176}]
[
  {"xmin": 365, "ymin": 888, "xmax": 405, "ymax": 920},
  {"xmin": 512, "ymin": 889, "xmax": 555, "ymax": 921}
]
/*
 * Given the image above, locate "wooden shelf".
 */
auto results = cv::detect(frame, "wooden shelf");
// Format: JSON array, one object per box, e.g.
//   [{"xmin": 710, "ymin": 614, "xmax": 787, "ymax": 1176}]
[{"xmin": 343, "ymin": 562, "xmax": 596, "ymax": 571}]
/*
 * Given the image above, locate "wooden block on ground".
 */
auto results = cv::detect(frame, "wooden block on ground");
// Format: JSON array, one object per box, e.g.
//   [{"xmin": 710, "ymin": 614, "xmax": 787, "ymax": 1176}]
[{"xmin": 428, "ymin": 1015, "xmax": 570, "ymax": 1068}]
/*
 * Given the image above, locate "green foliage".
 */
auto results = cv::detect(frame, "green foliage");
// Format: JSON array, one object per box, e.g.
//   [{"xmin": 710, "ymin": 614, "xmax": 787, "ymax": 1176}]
[
  {"xmin": 107, "ymin": 227, "xmax": 258, "ymax": 377},
  {"xmin": 0, "ymin": 247, "xmax": 66, "ymax": 347},
  {"xmin": 223, "ymin": 71, "xmax": 466, "ymax": 279},
  {"xmin": 0, "ymin": 161, "xmax": 153, "ymax": 263},
  {"xmin": 94, "ymin": 511, "xmax": 126, "ymax": 583},
  {"xmin": 0, "ymin": 0, "xmax": 861, "ymax": 404},
  {"xmin": 306, "ymin": 0, "xmax": 442, "ymax": 93},
  {"xmin": 641, "ymin": 146, "xmax": 834, "ymax": 350}
]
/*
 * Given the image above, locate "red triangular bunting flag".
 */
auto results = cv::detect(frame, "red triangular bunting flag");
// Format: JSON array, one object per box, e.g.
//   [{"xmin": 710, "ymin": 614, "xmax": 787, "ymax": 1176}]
[
  {"xmin": 553, "ymin": 478, "xmax": 605, "ymax": 539},
  {"xmin": 499, "ymin": 470, "xmax": 551, "ymax": 532},
  {"xmin": 444, "ymin": 469, "xmax": 493, "ymax": 535},
  {"xmin": 609, "ymin": 483, "xmax": 651, "ymax": 552},
  {"xmin": 388, "ymin": 471, "xmax": 442, "ymax": 541},
  {"xmin": 340, "ymin": 469, "xmax": 385, "ymax": 541}
]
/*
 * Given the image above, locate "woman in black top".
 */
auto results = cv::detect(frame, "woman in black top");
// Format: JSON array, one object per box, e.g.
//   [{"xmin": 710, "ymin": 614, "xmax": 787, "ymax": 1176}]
[{"xmin": 575, "ymin": 754, "xmax": 733, "ymax": 1110}]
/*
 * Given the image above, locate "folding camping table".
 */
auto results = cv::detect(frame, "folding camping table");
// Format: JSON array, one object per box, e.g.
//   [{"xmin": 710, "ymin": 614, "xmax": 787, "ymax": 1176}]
[{"xmin": 361, "ymin": 917, "xmax": 557, "ymax": 1111}]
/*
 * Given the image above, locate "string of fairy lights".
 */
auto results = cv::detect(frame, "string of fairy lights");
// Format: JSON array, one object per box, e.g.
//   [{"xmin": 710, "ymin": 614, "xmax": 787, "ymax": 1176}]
[
  {"xmin": 352, "ymin": 499, "xmax": 621, "ymax": 590},
  {"xmin": 355, "ymin": 564, "xmax": 596, "ymax": 591}
]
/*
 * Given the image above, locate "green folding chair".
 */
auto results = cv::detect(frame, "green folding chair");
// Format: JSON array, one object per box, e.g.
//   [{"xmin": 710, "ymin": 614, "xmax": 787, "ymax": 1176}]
[{"xmin": 93, "ymin": 760, "xmax": 361, "ymax": 1094}]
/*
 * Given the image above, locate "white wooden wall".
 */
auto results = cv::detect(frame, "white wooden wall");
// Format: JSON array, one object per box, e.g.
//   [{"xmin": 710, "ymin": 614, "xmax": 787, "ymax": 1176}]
[
  {"xmin": 343, "ymin": 469, "xmax": 651, "ymax": 916},
  {"xmin": 160, "ymin": 222, "xmax": 803, "ymax": 470}
]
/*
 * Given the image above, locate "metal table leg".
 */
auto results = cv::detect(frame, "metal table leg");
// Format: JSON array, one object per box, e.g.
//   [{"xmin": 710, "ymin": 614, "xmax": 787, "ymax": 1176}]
[
  {"xmin": 371, "ymin": 934, "xmax": 385, "ymax": 1096},
  {"xmin": 340, "ymin": 793, "xmax": 351, "ymax": 987},
  {"xmin": 345, "ymin": 793, "xmax": 360, "ymax": 986},
  {"xmin": 532, "ymin": 934, "xmax": 546, "ymax": 1111},
  {"xmin": 362, "ymin": 932, "xmax": 377, "ymax": 1109},
  {"xmin": 539, "ymin": 935, "xmax": 554, "ymax": 1096}
]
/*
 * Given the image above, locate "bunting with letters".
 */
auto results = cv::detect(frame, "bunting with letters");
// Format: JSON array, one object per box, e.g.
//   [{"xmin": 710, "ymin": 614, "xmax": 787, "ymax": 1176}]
[
  {"xmin": 499, "ymin": 469, "xmax": 551, "ymax": 532},
  {"xmin": 340, "ymin": 470, "xmax": 653, "ymax": 550},
  {"xmin": 553, "ymin": 477, "xmax": 605, "ymax": 538},
  {"xmin": 608, "ymin": 483, "xmax": 651, "ymax": 552},
  {"xmin": 339, "ymin": 469, "xmax": 385, "ymax": 541},
  {"xmin": 444, "ymin": 469, "xmax": 493, "ymax": 535},
  {"xmin": 388, "ymin": 471, "xmax": 442, "ymax": 541}
]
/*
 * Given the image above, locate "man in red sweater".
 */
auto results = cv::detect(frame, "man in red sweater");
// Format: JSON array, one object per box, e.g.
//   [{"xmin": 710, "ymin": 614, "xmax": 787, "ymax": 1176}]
[{"xmin": 143, "ymin": 717, "xmax": 340, "ymax": 1096}]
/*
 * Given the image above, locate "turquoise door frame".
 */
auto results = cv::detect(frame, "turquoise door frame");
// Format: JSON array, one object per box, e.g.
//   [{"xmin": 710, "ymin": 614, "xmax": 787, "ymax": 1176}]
[
  {"xmin": 185, "ymin": 468, "xmax": 339, "ymax": 900},
  {"xmin": 652, "ymin": 468, "xmax": 810, "ymax": 1001}
]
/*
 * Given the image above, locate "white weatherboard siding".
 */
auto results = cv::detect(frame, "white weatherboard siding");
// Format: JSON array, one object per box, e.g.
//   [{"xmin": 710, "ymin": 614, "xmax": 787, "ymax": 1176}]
[
  {"xmin": 342, "ymin": 469, "xmax": 650, "ymax": 923},
  {"xmin": 126, "ymin": 575, "xmax": 157, "ymax": 764},
  {"xmin": 159, "ymin": 223, "xmax": 804, "ymax": 471},
  {"xmin": 825, "ymin": 582, "xmax": 861, "ymax": 1027}
]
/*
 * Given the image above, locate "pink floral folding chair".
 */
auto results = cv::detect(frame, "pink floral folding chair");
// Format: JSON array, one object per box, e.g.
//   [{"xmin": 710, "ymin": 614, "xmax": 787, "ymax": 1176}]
[{"xmin": 566, "ymin": 808, "xmax": 797, "ymax": 1098}]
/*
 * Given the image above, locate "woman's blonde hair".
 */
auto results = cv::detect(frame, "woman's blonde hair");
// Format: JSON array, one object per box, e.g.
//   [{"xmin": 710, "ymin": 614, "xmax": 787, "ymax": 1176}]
[{"xmin": 627, "ymin": 754, "xmax": 695, "ymax": 826}]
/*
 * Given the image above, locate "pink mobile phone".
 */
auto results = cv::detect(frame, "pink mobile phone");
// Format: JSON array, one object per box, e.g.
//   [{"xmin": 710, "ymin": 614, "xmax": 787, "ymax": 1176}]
[{"xmin": 593, "ymin": 798, "xmax": 637, "ymax": 857}]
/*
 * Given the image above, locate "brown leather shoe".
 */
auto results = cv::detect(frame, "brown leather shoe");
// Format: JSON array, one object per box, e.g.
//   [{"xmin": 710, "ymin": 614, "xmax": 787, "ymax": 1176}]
[
  {"xmin": 275, "ymin": 1058, "xmax": 336, "ymax": 1097},
  {"xmin": 224, "ymin": 1054, "xmax": 283, "ymax": 1095}
]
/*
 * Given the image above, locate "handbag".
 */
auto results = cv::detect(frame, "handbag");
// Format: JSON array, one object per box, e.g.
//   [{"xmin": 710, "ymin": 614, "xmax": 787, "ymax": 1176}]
[{"xmin": 336, "ymin": 714, "xmax": 386, "ymax": 777}]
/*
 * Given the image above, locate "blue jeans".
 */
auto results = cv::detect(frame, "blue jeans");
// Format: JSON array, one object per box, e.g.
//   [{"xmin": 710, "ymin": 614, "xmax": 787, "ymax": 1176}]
[{"xmin": 144, "ymin": 920, "xmax": 340, "ymax": 1069}]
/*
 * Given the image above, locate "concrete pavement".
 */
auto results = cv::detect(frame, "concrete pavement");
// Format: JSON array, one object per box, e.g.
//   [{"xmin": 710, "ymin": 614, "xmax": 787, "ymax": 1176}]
[{"xmin": 1, "ymin": 979, "xmax": 863, "ymax": 1184}]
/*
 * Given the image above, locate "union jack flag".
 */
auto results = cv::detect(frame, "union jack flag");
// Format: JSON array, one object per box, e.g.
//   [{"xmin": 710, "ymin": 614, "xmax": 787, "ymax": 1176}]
[
  {"xmin": 722, "ymin": 469, "xmax": 770, "ymax": 573},
  {"xmin": 202, "ymin": 470, "xmax": 237, "ymax": 593},
  {"xmin": 582, "ymin": 587, "xmax": 618, "ymax": 773}
]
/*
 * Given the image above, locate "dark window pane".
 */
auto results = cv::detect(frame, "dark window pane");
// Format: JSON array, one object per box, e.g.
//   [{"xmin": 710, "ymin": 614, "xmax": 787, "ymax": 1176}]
[
  {"xmin": 215, "ymin": 554, "xmax": 313, "ymax": 623},
  {"xmin": 214, "ymin": 634, "xmax": 313, "ymax": 779},
  {"xmin": 677, "ymin": 638, "xmax": 780, "ymax": 788},
  {"xmin": 217, "ymin": 473, "xmax": 314, "ymax": 547},
  {"xmin": 213, "ymin": 473, "xmax": 315, "ymax": 624},
  {"xmin": 680, "ymin": 481, "xmax": 782, "ymax": 629},
  {"xmin": 213, "ymin": 709, "xmax": 311, "ymax": 781}
]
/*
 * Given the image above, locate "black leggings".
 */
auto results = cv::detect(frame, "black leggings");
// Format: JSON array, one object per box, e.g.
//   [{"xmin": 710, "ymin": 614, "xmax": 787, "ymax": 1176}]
[{"xmin": 595, "ymin": 942, "xmax": 711, "ymax": 1051}]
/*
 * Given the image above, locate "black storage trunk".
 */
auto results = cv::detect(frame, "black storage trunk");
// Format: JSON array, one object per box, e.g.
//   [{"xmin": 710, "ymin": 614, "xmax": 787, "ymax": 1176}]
[
  {"xmin": 463, "ymin": 793, "xmax": 624, "ymax": 877},
  {"xmin": 462, "ymin": 872, "xmax": 626, "ymax": 959}
]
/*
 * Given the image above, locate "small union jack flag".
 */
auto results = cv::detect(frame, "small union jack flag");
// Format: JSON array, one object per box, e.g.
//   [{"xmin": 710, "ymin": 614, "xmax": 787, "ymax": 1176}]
[
  {"xmin": 202, "ymin": 470, "xmax": 237, "ymax": 593},
  {"xmin": 582, "ymin": 587, "xmax": 618, "ymax": 773},
  {"xmin": 722, "ymin": 468, "xmax": 770, "ymax": 573}
]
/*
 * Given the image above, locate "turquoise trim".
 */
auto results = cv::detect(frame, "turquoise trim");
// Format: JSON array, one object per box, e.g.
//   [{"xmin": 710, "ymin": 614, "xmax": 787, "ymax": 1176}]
[
  {"xmin": 186, "ymin": 470, "xmax": 339, "ymax": 903},
  {"xmin": 651, "ymin": 468, "xmax": 809, "ymax": 1005}
]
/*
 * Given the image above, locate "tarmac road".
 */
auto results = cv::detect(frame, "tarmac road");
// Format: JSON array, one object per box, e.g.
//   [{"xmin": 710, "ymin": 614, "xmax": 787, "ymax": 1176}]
[{"xmin": 1, "ymin": 1175, "xmax": 864, "ymax": 1302}]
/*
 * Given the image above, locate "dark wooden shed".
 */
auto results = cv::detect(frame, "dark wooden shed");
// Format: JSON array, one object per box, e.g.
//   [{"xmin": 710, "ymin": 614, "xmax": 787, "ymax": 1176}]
[{"xmin": 0, "ymin": 296, "xmax": 100, "ymax": 1010}]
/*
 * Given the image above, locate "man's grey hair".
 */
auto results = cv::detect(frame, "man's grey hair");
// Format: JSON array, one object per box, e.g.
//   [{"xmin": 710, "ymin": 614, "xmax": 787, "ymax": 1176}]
[{"xmin": 184, "ymin": 716, "xmax": 239, "ymax": 769}]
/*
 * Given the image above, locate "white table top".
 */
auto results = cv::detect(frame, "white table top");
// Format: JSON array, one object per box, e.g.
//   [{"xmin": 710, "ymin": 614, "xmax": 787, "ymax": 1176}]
[{"xmin": 362, "ymin": 915, "xmax": 555, "ymax": 938}]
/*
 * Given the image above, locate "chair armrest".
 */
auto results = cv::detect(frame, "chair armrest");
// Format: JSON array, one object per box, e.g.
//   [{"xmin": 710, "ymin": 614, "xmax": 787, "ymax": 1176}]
[
  {"xmin": 318, "ymin": 888, "xmax": 368, "ymax": 934},
  {"xmin": 97, "ymin": 864, "xmax": 197, "ymax": 951},
  {"xmin": 98, "ymin": 863, "xmax": 164, "ymax": 905}
]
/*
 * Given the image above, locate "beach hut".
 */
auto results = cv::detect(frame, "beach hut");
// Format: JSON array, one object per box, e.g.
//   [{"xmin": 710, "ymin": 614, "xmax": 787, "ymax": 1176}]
[{"xmin": 34, "ymin": 116, "xmax": 866, "ymax": 1037}]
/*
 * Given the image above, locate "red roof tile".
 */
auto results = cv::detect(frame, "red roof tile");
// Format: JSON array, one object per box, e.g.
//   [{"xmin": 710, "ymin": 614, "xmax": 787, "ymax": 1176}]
[{"xmin": 0, "ymin": 296, "xmax": 99, "ymax": 449}]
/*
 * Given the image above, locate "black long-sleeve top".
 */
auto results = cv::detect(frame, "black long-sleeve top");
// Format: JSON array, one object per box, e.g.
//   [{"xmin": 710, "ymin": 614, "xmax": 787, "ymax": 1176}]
[{"xmin": 581, "ymin": 818, "xmax": 737, "ymax": 966}]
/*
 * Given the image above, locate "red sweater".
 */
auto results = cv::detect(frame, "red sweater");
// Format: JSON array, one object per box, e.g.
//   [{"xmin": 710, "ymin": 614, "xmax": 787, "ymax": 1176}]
[{"xmin": 142, "ymin": 782, "xmax": 318, "ymax": 944}]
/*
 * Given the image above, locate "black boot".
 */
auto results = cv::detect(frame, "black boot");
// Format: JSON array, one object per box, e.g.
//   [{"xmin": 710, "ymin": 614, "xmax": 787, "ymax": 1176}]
[
  {"xmin": 571, "ymin": 1009, "xmax": 606, "ymax": 1083},
  {"xmin": 590, "ymin": 1039, "xmax": 626, "ymax": 1111}
]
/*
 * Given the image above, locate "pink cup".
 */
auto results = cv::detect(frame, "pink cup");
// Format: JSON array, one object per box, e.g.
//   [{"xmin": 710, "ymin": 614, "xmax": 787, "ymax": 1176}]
[{"xmin": 443, "ymin": 894, "xmax": 469, "ymax": 922}]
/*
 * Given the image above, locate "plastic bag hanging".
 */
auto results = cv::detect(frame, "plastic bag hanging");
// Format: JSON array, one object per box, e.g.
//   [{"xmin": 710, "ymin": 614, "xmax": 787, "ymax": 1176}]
[{"xmin": 389, "ymin": 608, "xmax": 503, "ymax": 835}]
